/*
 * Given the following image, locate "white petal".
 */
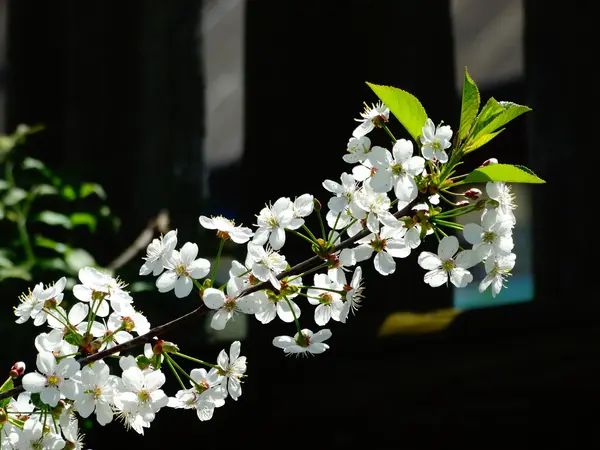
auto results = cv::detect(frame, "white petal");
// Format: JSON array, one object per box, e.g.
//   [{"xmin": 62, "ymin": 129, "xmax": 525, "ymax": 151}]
[
  {"xmin": 311, "ymin": 329, "xmax": 332, "ymax": 343},
  {"xmin": 156, "ymin": 271, "xmax": 178, "ymax": 293},
  {"xmin": 374, "ymin": 252, "xmax": 396, "ymax": 275},
  {"xmin": 314, "ymin": 304, "xmax": 332, "ymax": 326},
  {"xmin": 179, "ymin": 242, "xmax": 199, "ymax": 265},
  {"xmin": 36, "ymin": 351, "xmax": 57, "ymax": 375},
  {"xmin": 417, "ymin": 251, "xmax": 441, "ymax": 270},
  {"xmin": 210, "ymin": 309, "xmax": 231, "ymax": 330},
  {"xmin": 438, "ymin": 236, "xmax": 459, "ymax": 260},
  {"xmin": 202, "ymin": 288, "xmax": 225, "ymax": 310},
  {"xmin": 40, "ymin": 387, "xmax": 60, "ymax": 407},
  {"xmin": 449, "ymin": 268, "xmax": 473, "ymax": 288},
  {"xmin": 188, "ymin": 258, "xmax": 211, "ymax": 279},
  {"xmin": 174, "ymin": 277, "xmax": 193, "ymax": 298},
  {"xmin": 424, "ymin": 269, "xmax": 448, "ymax": 287},
  {"xmin": 269, "ymin": 228, "xmax": 286, "ymax": 250},
  {"xmin": 392, "ymin": 139, "xmax": 413, "ymax": 162},
  {"xmin": 22, "ymin": 372, "xmax": 47, "ymax": 393},
  {"xmin": 463, "ymin": 223, "xmax": 483, "ymax": 245},
  {"xmin": 272, "ymin": 335, "xmax": 295, "ymax": 349}
]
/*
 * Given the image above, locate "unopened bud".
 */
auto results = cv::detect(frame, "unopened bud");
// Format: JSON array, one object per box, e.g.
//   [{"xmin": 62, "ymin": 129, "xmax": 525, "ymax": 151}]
[
  {"xmin": 152, "ymin": 339, "xmax": 165, "ymax": 355},
  {"xmin": 313, "ymin": 198, "xmax": 322, "ymax": 212},
  {"xmin": 475, "ymin": 199, "xmax": 487, "ymax": 210},
  {"xmin": 9, "ymin": 361, "xmax": 26, "ymax": 378},
  {"xmin": 463, "ymin": 188, "xmax": 482, "ymax": 199},
  {"xmin": 0, "ymin": 409, "xmax": 7, "ymax": 424},
  {"xmin": 455, "ymin": 200, "xmax": 470, "ymax": 207},
  {"xmin": 121, "ymin": 317, "xmax": 135, "ymax": 333},
  {"xmin": 481, "ymin": 158, "xmax": 498, "ymax": 166}
]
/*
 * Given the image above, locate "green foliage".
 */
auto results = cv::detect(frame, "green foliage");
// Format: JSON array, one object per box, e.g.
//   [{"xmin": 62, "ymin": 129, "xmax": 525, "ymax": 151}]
[
  {"xmin": 0, "ymin": 125, "xmax": 119, "ymax": 284},
  {"xmin": 463, "ymin": 164, "xmax": 545, "ymax": 184},
  {"xmin": 458, "ymin": 68, "xmax": 480, "ymax": 142},
  {"xmin": 366, "ymin": 82, "xmax": 428, "ymax": 142}
]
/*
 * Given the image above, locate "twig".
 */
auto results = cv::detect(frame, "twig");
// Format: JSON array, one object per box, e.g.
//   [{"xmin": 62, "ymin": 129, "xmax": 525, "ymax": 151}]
[
  {"xmin": 0, "ymin": 200, "xmax": 417, "ymax": 401},
  {"xmin": 107, "ymin": 209, "xmax": 170, "ymax": 271}
]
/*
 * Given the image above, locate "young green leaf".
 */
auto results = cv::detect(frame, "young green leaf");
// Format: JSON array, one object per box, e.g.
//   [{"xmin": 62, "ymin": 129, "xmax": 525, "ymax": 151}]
[
  {"xmin": 366, "ymin": 82, "xmax": 428, "ymax": 142},
  {"xmin": 463, "ymin": 164, "xmax": 545, "ymax": 184},
  {"xmin": 458, "ymin": 68, "xmax": 480, "ymax": 142},
  {"xmin": 69, "ymin": 212, "xmax": 97, "ymax": 232},
  {"xmin": 35, "ymin": 211, "xmax": 73, "ymax": 229}
]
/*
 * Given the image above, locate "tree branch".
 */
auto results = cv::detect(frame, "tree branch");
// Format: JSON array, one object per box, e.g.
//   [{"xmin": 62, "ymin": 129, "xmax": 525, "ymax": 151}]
[{"xmin": 0, "ymin": 200, "xmax": 417, "ymax": 402}]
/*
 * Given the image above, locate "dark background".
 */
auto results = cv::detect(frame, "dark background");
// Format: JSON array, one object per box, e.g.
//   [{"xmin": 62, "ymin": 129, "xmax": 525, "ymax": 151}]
[{"xmin": 2, "ymin": 1, "xmax": 599, "ymax": 448}]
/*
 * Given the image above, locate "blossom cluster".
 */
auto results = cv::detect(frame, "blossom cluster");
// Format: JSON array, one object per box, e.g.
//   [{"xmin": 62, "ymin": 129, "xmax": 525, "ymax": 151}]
[{"xmin": 3, "ymin": 96, "xmax": 522, "ymax": 449}]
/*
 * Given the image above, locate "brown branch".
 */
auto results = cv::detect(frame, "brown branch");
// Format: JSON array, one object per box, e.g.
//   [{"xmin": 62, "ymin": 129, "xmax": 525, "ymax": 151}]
[
  {"xmin": 0, "ymin": 306, "xmax": 207, "ymax": 401},
  {"xmin": 0, "ymin": 200, "xmax": 417, "ymax": 402},
  {"xmin": 107, "ymin": 209, "xmax": 170, "ymax": 271}
]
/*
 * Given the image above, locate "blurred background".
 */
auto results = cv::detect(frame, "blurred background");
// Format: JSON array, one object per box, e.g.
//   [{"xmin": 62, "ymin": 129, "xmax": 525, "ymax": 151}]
[{"xmin": 0, "ymin": 0, "xmax": 598, "ymax": 448}]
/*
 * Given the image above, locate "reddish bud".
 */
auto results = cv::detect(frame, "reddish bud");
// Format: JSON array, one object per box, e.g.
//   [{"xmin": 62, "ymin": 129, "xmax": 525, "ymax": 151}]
[
  {"xmin": 481, "ymin": 158, "xmax": 498, "ymax": 166},
  {"xmin": 463, "ymin": 188, "xmax": 482, "ymax": 199},
  {"xmin": 455, "ymin": 200, "xmax": 470, "ymax": 207},
  {"xmin": 9, "ymin": 361, "xmax": 26, "ymax": 378}
]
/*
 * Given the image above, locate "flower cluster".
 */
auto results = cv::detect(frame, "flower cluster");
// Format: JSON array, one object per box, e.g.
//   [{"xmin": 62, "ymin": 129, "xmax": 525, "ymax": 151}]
[{"xmin": 3, "ymin": 75, "xmax": 537, "ymax": 448}]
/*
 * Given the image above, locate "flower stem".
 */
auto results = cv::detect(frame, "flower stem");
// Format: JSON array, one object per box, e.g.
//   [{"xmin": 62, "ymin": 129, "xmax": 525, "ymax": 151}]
[
  {"xmin": 315, "ymin": 209, "xmax": 327, "ymax": 241},
  {"xmin": 382, "ymin": 124, "xmax": 397, "ymax": 143},
  {"xmin": 287, "ymin": 229, "xmax": 317, "ymax": 246},
  {"xmin": 210, "ymin": 239, "xmax": 226, "ymax": 285},
  {"xmin": 283, "ymin": 295, "xmax": 303, "ymax": 339},
  {"xmin": 164, "ymin": 353, "xmax": 186, "ymax": 390},
  {"xmin": 172, "ymin": 352, "xmax": 218, "ymax": 370},
  {"xmin": 301, "ymin": 224, "xmax": 319, "ymax": 244}
]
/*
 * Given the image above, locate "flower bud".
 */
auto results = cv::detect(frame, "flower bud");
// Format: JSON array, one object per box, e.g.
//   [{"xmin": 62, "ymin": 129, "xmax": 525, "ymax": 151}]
[
  {"xmin": 463, "ymin": 188, "xmax": 482, "ymax": 199},
  {"xmin": 0, "ymin": 408, "xmax": 7, "ymax": 425},
  {"xmin": 9, "ymin": 361, "xmax": 26, "ymax": 378},
  {"xmin": 481, "ymin": 158, "xmax": 498, "ymax": 166},
  {"xmin": 455, "ymin": 200, "xmax": 470, "ymax": 207},
  {"xmin": 313, "ymin": 198, "xmax": 322, "ymax": 212}
]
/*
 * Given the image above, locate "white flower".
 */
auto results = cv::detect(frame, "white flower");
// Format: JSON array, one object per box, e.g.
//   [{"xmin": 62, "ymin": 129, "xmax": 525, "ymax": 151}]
[
  {"xmin": 479, "ymin": 253, "xmax": 516, "ymax": 297},
  {"xmin": 202, "ymin": 278, "xmax": 263, "ymax": 330},
  {"xmin": 16, "ymin": 418, "xmax": 64, "ymax": 450},
  {"xmin": 61, "ymin": 418, "xmax": 86, "ymax": 450},
  {"xmin": 354, "ymin": 226, "xmax": 411, "ymax": 275},
  {"xmin": 368, "ymin": 140, "xmax": 425, "ymax": 207},
  {"xmin": 139, "ymin": 230, "xmax": 178, "ymax": 276},
  {"xmin": 255, "ymin": 290, "xmax": 302, "ymax": 324},
  {"xmin": 115, "ymin": 367, "xmax": 168, "ymax": 434},
  {"xmin": 340, "ymin": 266, "xmax": 365, "ymax": 323},
  {"xmin": 273, "ymin": 329, "xmax": 332, "ymax": 356},
  {"xmin": 291, "ymin": 194, "xmax": 314, "ymax": 223},
  {"xmin": 22, "ymin": 351, "xmax": 80, "ymax": 407},
  {"xmin": 306, "ymin": 274, "xmax": 344, "ymax": 326},
  {"xmin": 327, "ymin": 247, "xmax": 357, "ymax": 285},
  {"xmin": 15, "ymin": 277, "xmax": 66, "ymax": 326},
  {"xmin": 483, "ymin": 182, "xmax": 517, "ymax": 225},
  {"xmin": 354, "ymin": 183, "xmax": 400, "ymax": 234},
  {"xmin": 252, "ymin": 197, "xmax": 295, "ymax": 250},
  {"xmin": 352, "ymin": 101, "xmax": 389, "ymax": 138},
  {"xmin": 246, "ymin": 243, "xmax": 287, "ymax": 290},
  {"xmin": 73, "ymin": 267, "xmax": 133, "ymax": 317},
  {"xmin": 199, "ymin": 215, "xmax": 253, "ymax": 244},
  {"xmin": 6, "ymin": 392, "xmax": 34, "ymax": 418},
  {"xmin": 217, "ymin": 341, "xmax": 246, "ymax": 401},
  {"xmin": 344, "ymin": 135, "xmax": 371, "ymax": 163},
  {"xmin": 168, "ymin": 368, "xmax": 225, "ymax": 422},
  {"xmin": 156, "ymin": 242, "xmax": 211, "ymax": 298},
  {"xmin": 417, "ymin": 235, "xmax": 478, "ymax": 288},
  {"xmin": 463, "ymin": 214, "xmax": 514, "ymax": 259},
  {"xmin": 322, "ymin": 172, "xmax": 364, "ymax": 216},
  {"xmin": 63, "ymin": 361, "xmax": 118, "ymax": 426},
  {"xmin": 420, "ymin": 118, "xmax": 452, "ymax": 163}
]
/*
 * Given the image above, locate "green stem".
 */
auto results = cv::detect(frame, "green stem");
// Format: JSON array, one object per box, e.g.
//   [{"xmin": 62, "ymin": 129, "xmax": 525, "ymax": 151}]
[
  {"xmin": 296, "ymin": 285, "xmax": 343, "ymax": 294},
  {"xmin": 210, "ymin": 239, "xmax": 226, "ymax": 285},
  {"xmin": 432, "ymin": 218, "xmax": 464, "ymax": 230},
  {"xmin": 172, "ymin": 352, "xmax": 218, "ymax": 370},
  {"xmin": 382, "ymin": 124, "xmax": 397, "ymax": 143},
  {"xmin": 327, "ymin": 211, "xmax": 342, "ymax": 242},
  {"xmin": 315, "ymin": 209, "xmax": 327, "ymax": 241},
  {"xmin": 283, "ymin": 295, "xmax": 303, "ymax": 339},
  {"xmin": 301, "ymin": 224, "xmax": 319, "ymax": 244},
  {"xmin": 287, "ymin": 229, "xmax": 317, "ymax": 246},
  {"xmin": 164, "ymin": 353, "xmax": 186, "ymax": 390},
  {"xmin": 330, "ymin": 219, "xmax": 358, "ymax": 246}
]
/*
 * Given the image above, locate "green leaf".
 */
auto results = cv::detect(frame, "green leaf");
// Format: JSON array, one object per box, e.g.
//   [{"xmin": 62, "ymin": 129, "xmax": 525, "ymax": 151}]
[
  {"xmin": 3, "ymin": 187, "xmax": 27, "ymax": 206},
  {"xmin": 69, "ymin": 212, "xmax": 97, "ymax": 232},
  {"xmin": 463, "ymin": 164, "xmax": 546, "ymax": 184},
  {"xmin": 35, "ymin": 211, "xmax": 73, "ymax": 228},
  {"xmin": 61, "ymin": 185, "xmax": 77, "ymax": 201},
  {"xmin": 466, "ymin": 98, "xmax": 531, "ymax": 152},
  {"xmin": 0, "ymin": 378, "xmax": 14, "ymax": 408},
  {"xmin": 0, "ymin": 266, "xmax": 32, "ymax": 281},
  {"xmin": 34, "ymin": 235, "xmax": 71, "ymax": 253},
  {"xmin": 0, "ymin": 254, "xmax": 13, "ymax": 268},
  {"xmin": 37, "ymin": 257, "xmax": 70, "ymax": 273},
  {"xmin": 80, "ymin": 182, "xmax": 107, "ymax": 200},
  {"xmin": 366, "ymin": 82, "xmax": 428, "ymax": 142},
  {"xmin": 0, "ymin": 179, "xmax": 9, "ymax": 190},
  {"xmin": 458, "ymin": 68, "xmax": 480, "ymax": 142},
  {"xmin": 465, "ymin": 129, "xmax": 504, "ymax": 152},
  {"xmin": 21, "ymin": 157, "xmax": 46, "ymax": 171},
  {"xmin": 65, "ymin": 248, "xmax": 96, "ymax": 272},
  {"xmin": 31, "ymin": 184, "xmax": 59, "ymax": 197}
]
